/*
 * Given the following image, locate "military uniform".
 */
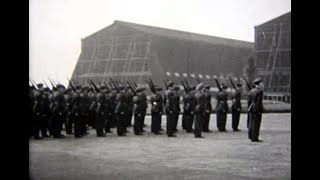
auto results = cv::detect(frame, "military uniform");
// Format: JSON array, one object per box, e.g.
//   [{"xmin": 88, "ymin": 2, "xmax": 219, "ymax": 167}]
[
  {"xmin": 41, "ymin": 88, "xmax": 51, "ymax": 137},
  {"xmin": 164, "ymin": 82, "xmax": 176, "ymax": 137},
  {"xmin": 231, "ymin": 84, "xmax": 242, "ymax": 131},
  {"xmin": 150, "ymin": 87, "xmax": 164, "ymax": 134},
  {"xmin": 202, "ymin": 85, "xmax": 212, "ymax": 132},
  {"xmin": 95, "ymin": 87, "xmax": 109, "ymax": 137},
  {"xmin": 172, "ymin": 86, "xmax": 181, "ymax": 132},
  {"xmin": 141, "ymin": 90, "xmax": 148, "ymax": 130},
  {"xmin": 183, "ymin": 88, "xmax": 196, "ymax": 133},
  {"xmin": 109, "ymin": 89, "xmax": 117, "ymax": 128},
  {"xmin": 115, "ymin": 87, "xmax": 127, "ymax": 136},
  {"xmin": 64, "ymin": 89, "xmax": 73, "ymax": 134},
  {"xmin": 70, "ymin": 87, "xmax": 82, "ymax": 138},
  {"xmin": 248, "ymin": 78, "xmax": 264, "ymax": 142},
  {"xmin": 32, "ymin": 84, "xmax": 45, "ymax": 139},
  {"xmin": 194, "ymin": 83, "xmax": 206, "ymax": 138},
  {"xmin": 133, "ymin": 88, "xmax": 145, "ymax": 135},
  {"xmin": 125, "ymin": 90, "xmax": 134, "ymax": 128},
  {"xmin": 51, "ymin": 85, "xmax": 67, "ymax": 138},
  {"xmin": 216, "ymin": 84, "xmax": 228, "ymax": 132}
]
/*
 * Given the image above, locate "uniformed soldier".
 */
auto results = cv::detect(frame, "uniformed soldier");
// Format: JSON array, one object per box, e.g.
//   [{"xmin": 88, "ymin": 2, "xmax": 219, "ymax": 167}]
[
  {"xmin": 104, "ymin": 88, "xmax": 113, "ymax": 134},
  {"xmin": 150, "ymin": 86, "xmax": 164, "ymax": 135},
  {"xmin": 115, "ymin": 86, "xmax": 127, "ymax": 136},
  {"xmin": 88, "ymin": 90, "xmax": 97, "ymax": 129},
  {"xmin": 71, "ymin": 85, "xmax": 83, "ymax": 138},
  {"xmin": 231, "ymin": 82, "xmax": 242, "ymax": 131},
  {"xmin": 109, "ymin": 88, "xmax": 118, "ymax": 128},
  {"xmin": 183, "ymin": 86, "xmax": 196, "ymax": 133},
  {"xmin": 29, "ymin": 85, "xmax": 36, "ymax": 138},
  {"xmin": 194, "ymin": 83, "xmax": 206, "ymax": 138},
  {"xmin": 95, "ymin": 85, "xmax": 109, "ymax": 137},
  {"xmin": 140, "ymin": 87, "xmax": 148, "ymax": 131},
  {"xmin": 41, "ymin": 87, "xmax": 51, "ymax": 137},
  {"xmin": 248, "ymin": 78, "xmax": 264, "ymax": 142},
  {"xmin": 202, "ymin": 84, "xmax": 213, "ymax": 132},
  {"xmin": 32, "ymin": 83, "xmax": 45, "ymax": 139},
  {"xmin": 216, "ymin": 83, "xmax": 229, "ymax": 132},
  {"xmin": 133, "ymin": 87, "xmax": 146, "ymax": 135},
  {"xmin": 64, "ymin": 88, "xmax": 73, "ymax": 134},
  {"xmin": 79, "ymin": 86, "xmax": 90, "ymax": 136},
  {"xmin": 247, "ymin": 84, "xmax": 256, "ymax": 129},
  {"xmin": 172, "ymin": 86, "xmax": 181, "ymax": 132},
  {"xmin": 164, "ymin": 81, "xmax": 177, "ymax": 137},
  {"xmin": 125, "ymin": 87, "xmax": 134, "ymax": 128},
  {"xmin": 51, "ymin": 84, "xmax": 67, "ymax": 138}
]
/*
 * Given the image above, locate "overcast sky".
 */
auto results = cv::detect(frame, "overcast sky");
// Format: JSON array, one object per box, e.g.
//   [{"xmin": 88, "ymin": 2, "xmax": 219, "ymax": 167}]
[{"xmin": 29, "ymin": 0, "xmax": 291, "ymax": 86}]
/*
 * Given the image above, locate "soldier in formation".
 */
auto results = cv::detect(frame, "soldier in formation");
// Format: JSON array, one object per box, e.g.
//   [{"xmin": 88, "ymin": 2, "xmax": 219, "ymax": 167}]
[{"xmin": 29, "ymin": 76, "xmax": 263, "ymax": 142}]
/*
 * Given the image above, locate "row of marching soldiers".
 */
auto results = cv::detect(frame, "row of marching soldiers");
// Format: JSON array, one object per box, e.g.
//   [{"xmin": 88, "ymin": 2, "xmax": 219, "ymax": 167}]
[{"xmin": 29, "ymin": 76, "xmax": 263, "ymax": 141}]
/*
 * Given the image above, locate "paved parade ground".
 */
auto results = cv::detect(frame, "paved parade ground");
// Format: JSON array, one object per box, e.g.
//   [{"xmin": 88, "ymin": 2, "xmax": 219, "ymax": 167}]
[{"xmin": 29, "ymin": 113, "xmax": 291, "ymax": 180}]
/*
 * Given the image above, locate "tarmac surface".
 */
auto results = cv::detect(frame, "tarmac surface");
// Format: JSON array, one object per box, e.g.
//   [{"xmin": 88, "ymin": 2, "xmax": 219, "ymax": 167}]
[{"xmin": 30, "ymin": 113, "xmax": 291, "ymax": 180}]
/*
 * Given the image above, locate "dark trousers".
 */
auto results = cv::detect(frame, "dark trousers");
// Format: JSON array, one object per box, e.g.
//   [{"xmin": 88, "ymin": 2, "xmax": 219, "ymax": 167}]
[
  {"xmin": 216, "ymin": 110, "xmax": 227, "ymax": 131},
  {"xmin": 232, "ymin": 110, "xmax": 241, "ymax": 130},
  {"xmin": 151, "ymin": 112, "xmax": 161, "ymax": 133},
  {"xmin": 33, "ymin": 113, "xmax": 42, "ymax": 138},
  {"xmin": 134, "ymin": 113, "xmax": 143, "ymax": 135},
  {"xmin": 40, "ymin": 116, "xmax": 49, "ymax": 136},
  {"xmin": 173, "ymin": 113, "xmax": 179, "ymax": 131},
  {"xmin": 126, "ymin": 110, "xmax": 133, "ymax": 127},
  {"xmin": 248, "ymin": 113, "xmax": 262, "ymax": 140},
  {"xmin": 110, "ymin": 111, "xmax": 117, "ymax": 128},
  {"xmin": 194, "ymin": 113, "xmax": 204, "ymax": 137},
  {"xmin": 96, "ymin": 113, "xmax": 106, "ymax": 136},
  {"xmin": 74, "ymin": 113, "xmax": 85, "ymax": 137},
  {"xmin": 202, "ymin": 113, "xmax": 211, "ymax": 131},
  {"xmin": 117, "ymin": 113, "xmax": 126, "ymax": 135},
  {"xmin": 65, "ymin": 114, "xmax": 73, "ymax": 134},
  {"xmin": 182, "ymin": 113, "xmax": 186, "ymax": 130},
  {"xmin": 185, "ymin": 113, "xmax": 194, "ymax": 132},
  {"xmin": 105, "ymin": 114, "xmax": 112, "ymax": 133},
  {"xmin": 142, "ymin": 110, "xmax": 146, "ymax": 127},
  {"xmin": 166, "ymin": 113, "xmax": 175, "ymax": 136},
  {"xmin": 80, "ymin": 114, "xmax": 88, "ymax": 135},
  {"xmin": 52, "ymin": 113, "xmax": 64, "ymax": 137},
  {"xmin": 247, "ymin": 112, "xmax": 251, "ymax": 129}
]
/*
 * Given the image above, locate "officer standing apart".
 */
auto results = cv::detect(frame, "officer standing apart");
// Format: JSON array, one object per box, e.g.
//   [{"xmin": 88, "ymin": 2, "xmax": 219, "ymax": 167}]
[
  {"xmin": 248, "ymin": 77, "xmax": 264, "ymax": 142},
  {"xmin": 133, "ymin": 87, "xmax": 146, "ymax": 135}
]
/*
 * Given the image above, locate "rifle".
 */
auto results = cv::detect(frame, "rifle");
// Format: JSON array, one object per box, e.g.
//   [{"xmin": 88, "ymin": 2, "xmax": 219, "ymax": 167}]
[
  {"xmin": 29, "ymin": 79, "xmax": 37, "ymax": 89},
  {"xmin": 110, "ymin": 78, "xmax": 119, "ymax": 93},
  {"xmin": 163, "ymin": 80, "xmax": 168, "ymax": 90},
  {"xmin": 133, "ymin": 82, "xmax": 137, "ymax": 88},
  {"xmin": 90, "ymin": 80, "xmax": 100, "ymax": 93},
  {"xmin": 48, "ymin": 78, "xmax": 56, "ymax": 89},
  {"xmin": 228, "ymin": 77, "xmax": 237, "ymax": 89},
  {"xmin": 67, "ymin": 78, "xmax": 77, "ymax": 92},
  {"xmin": 184, "ymin": 79, "xmax": 190, "ymax": 88},
  {"xmin": 243, "ymin": 77, "xmax": 252, "ymax": 91},
  {"xmin": 126, "ymin": 81, "xmax": 137, "ymax": 96},
  {"xmin": 196, "ymin": 78, "xmax": 201, "ymax": 84},
  {"xmin": 213, "ymin": 76, "xmax": 222, "ymax": 92},
  {"xmin": 43, "ymin": 80, "xmax": 49, "ymax": 88},
  {"xmin": 149, "ymin": 79, "xmax": 157, "ymax": 94},
  {"xmin": 181, "ymin": 80, "xmax": 188, "ymax": 93}
]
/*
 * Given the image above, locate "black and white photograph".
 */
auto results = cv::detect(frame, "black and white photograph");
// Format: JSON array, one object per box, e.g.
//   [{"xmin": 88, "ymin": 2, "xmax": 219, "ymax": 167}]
[{"xmin": 29, "ymin": 0, "xmax": 291, "ymax": 179}]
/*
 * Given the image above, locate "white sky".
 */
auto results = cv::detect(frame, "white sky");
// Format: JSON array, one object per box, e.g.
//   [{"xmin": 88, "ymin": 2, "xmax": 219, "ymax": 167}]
[{"xmin": 29, "ymin": 0, "xmax": 291, "ymax": 86}]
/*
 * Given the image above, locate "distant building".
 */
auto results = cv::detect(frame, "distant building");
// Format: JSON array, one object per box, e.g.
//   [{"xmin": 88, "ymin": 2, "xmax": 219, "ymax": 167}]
[
  {"xmin": 71, "ymin": 20, "xmax": 253, "ymax": 88},
  {"xmin": 254, "ymin": 12, "xmax": 291, "ymax": 95}
]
